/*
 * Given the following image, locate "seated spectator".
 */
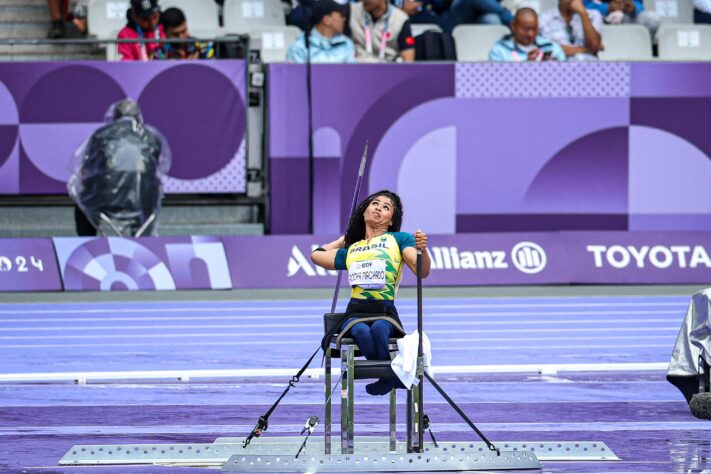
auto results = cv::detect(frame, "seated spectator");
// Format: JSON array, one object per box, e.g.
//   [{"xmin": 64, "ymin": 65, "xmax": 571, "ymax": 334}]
[
  {"xmin": 348, "ymin": 0, "xmax": 416, "ymax": 62},
  {"xmin": 117, "ymin": 0, "xmax": 166, "ymax": 61},
  {"xmin": 694, "ymin": 0, "xmax": 711, "ymax": 23},
  {"xmin": 68, "ymin": 99, "xmax": 170, "ymax": 237},
  {"xmin": 47, "ymin": 0, "xmax": 65, "ymax": 38},
  {"xmin": 449, "ymin": 0, "xmax": 513, "ymax": 29},
  {"xmin": 157, "ymin": 7, "xmax": 215, "ymax": 59},
  {"xmin": 489, "ymin": 7, "xmax": 566, "ymax": 61},
  {"xmin": 585, "ymin": 0, "xmax": 658, "ymax": 35},
  {"xmin": 393, "ymin": 0, "xmax": 452, "ymax": 33},
  {"xmin": 540, "ymin": 0, "xmax": 602, "ymax": 61},
  {"xmin": 286, "ymin": 0, "xmax": 355, "ymax": 63}
]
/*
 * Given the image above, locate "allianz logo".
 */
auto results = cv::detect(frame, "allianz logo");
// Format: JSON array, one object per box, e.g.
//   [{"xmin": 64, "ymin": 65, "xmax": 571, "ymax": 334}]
[
  {"xmin": 430, "ymin": 241, "xmax": 547, "ymax": 274},
  {"xmin": 587, "ymin": 244, "xmax": 711, "ymax": 269},
  {"xmin": 287, "ymin": 241, "xmax": 547, "ymax": 277}
]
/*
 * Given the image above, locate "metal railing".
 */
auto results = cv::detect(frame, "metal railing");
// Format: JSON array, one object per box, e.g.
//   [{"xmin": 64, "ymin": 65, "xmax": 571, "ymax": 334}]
[{"xmin": 0, "ymin": 36, "xmax": 250, "ymax": 61}]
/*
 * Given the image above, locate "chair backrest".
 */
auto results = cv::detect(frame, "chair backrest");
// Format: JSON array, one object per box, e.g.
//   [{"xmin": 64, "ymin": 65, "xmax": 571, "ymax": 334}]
[
  {"xmin": 160, "ymin": 0, "xmax": 221, "ymax": 33},
  {"xmin": 643, "ymin": 0, "xmax": 694, "ymax": 24},
  {"xmin": 249, "ymin": 25, "xmax": 301, "ymax": 63},
  {"xmin": 598, "ymin": 24, "xmax": 653, "ymax": 60},
  {"xmin": 223, "ymin": 0, "xmax": 286, "ymax": 33},
  {"xmin": 411, "ymin": 23, "xmax": 443, "ymax": 37},
  {"xmin": 452, "ymin": 24, "xmax": 509, "ymax": 62},
  {"xmin": 88, "ymin": 0, "xmax": 131, "ymax": 38},
  {"xmin": 501, "ymin": 0, "xmax": 557, "ymax": 14},
  {"xmin": 657, "ymin": 24, "xmax": 711, "ymax": 60}
]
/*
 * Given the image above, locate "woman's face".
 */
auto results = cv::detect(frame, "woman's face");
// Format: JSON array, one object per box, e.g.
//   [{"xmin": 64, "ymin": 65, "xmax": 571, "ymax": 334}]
[{"xmin": 363, "ymin": 195, "xmax": 394, "ymax": 228}]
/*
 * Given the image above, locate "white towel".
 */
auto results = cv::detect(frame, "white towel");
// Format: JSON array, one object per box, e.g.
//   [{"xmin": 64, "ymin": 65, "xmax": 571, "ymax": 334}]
[{"xmin": 391, "ymin": 331, "xmax": 432, "ymax": 389}]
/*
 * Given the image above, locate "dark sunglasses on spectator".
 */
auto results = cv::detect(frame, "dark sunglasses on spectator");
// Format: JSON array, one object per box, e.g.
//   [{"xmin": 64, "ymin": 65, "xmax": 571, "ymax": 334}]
[{"xmin": 565, "ymin": 23, "xmax": 575, "ymax": 44}]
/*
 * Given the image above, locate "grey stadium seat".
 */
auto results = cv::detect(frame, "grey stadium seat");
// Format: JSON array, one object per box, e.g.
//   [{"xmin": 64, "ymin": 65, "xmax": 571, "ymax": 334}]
[
  {"xmin": 643, "ymin": 0, "xmax": 694, "ymax": 24},
  {"xmin": 598, "ymin": 24, "xmax": 653, "ymax": 60},
  {"xmin": 249, "ymin": 25, "xmax": 300, "ymax": 63},
  {"xmin": 411, "ymin": 23, "xmax": 443, "ymax": 37},
  {"xmin": 223, "ymin": 0, "xmax": 285, "ymax": 33},
  {"xmin": 161, "ymin": 0, "xmax": 221, "ymax": 35},
  {"xmin": 452, "ymin": 24, "xmax": 509, "ymax": 61},
  {"xmin": 657, "ymin": 24, "xmax": 711, "ymax": 60},
  {"xmin": 88, "ymin": 0, "xmax": 130, "ymax": 38}
]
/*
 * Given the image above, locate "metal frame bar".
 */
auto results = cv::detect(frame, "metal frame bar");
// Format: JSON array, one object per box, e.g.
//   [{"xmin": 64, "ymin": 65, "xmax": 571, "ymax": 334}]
[{"xmin": 325, "ymin": 348, "xmax": 332, "ymax": 454}]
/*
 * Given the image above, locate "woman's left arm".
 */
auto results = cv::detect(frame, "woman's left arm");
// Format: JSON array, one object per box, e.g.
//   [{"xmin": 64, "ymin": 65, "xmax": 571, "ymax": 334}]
[{"xmin": 402, "ymin": 230, "xmax": 431, "ymax": 278}]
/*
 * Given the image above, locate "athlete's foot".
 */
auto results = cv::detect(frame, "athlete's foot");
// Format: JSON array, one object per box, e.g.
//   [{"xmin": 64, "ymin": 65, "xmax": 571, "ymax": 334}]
[{"xmin": 365, "ymin": 378, "xmax": 395, "ymax": 396}]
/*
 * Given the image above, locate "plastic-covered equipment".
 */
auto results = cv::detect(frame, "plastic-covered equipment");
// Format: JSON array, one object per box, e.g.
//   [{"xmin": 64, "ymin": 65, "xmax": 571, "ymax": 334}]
[
  {"xmin": 667, "ymin": 288, "xmax": 711, "ymax": 403},
  {"xmin": 68, "ymin": 99, "xmax": 171, "ymax": 237}
]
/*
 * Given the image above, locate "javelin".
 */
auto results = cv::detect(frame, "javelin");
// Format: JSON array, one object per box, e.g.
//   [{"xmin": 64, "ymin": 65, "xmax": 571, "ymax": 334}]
[{"xmin": 329, "ymin": 141, "xmax": 368, "ymax": 314}]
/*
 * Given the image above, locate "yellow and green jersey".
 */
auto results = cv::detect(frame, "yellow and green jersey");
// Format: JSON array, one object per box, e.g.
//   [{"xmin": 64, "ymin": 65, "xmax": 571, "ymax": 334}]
[{"xmin": 335, "ymin": 232, "xmax": 415, "ymax": 301}]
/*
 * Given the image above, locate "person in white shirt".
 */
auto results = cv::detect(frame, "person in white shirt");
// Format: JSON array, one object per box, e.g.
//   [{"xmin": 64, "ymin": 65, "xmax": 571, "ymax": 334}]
[{"xmin": 539, "ymin": 0, "xmax": 602, "ymax": 61}]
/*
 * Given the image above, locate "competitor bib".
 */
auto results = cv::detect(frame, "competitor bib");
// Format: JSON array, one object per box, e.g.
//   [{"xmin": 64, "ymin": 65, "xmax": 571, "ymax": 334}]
[{"xmin": 348, "ymin": 260, "xmax": 386, "ymax": 289}]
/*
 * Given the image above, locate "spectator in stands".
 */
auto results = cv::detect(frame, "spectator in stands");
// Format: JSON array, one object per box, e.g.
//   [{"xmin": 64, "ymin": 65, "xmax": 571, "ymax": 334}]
[
  {"xmin": 348, "ymin": 0, "xmax": 416, "ymax": 62},
  {"xmin": 286, "ymin": 0, "xmax": 355, "ymax": 63},
  {"xmin": 117, "ymin": 0, "xmax": 165, "ymax": 61},
  {"xmin": 156, "ymin": 7, "xmax": 215, "ymax": 59},
  {"xmin": 489, "ymin": 7, "xmax": 566, "ymax": 61},
  {"xmin": 585, "ymin": 0, "xmax": 658, "ymax": 35},
  {"xmin": 694, "ymin": 0, "xmax": 711, "ymax": 23},
  {"xmin": 394, "ymin": 0, "xmax": 452, "ymax": 33},
  {"xmin": 540, "ymin": 0, "xmax": 602, "ymax": 60},
  {"xmin": 47, "ymin": 0, "xmax": 65, "ymax": 38},
  {"xmin": 449, "ymin": 0, "xmax": 513, "ymax": 29}
]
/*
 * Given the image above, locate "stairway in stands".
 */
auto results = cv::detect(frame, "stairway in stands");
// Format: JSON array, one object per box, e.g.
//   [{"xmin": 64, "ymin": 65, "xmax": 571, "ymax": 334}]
[{"xmin": 0, "ymin": 0, "xmax": 100, "ymax": 60}]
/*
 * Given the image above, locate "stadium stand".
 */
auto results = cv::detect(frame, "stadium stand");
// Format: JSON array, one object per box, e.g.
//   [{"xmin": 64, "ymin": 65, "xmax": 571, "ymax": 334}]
[
  {"xmin": 452, "ymin": 24, "xmax": 509, "ymax": 61},
  {"xmin": 223, "ymin": 0, "xmax": 286, "ymax": 33},
  {"xmin": 643, "ymin": 0, "xmax": 694, "ymax": 24},
  {"xmin": 598, "ymin": 24, "xmax": 653, "ymax": 60},
  {"xmin": 88, "ymin": 0, "xmax": 130, "ymax": 38},
  {"xmin": 657, "ymin": 23, "xmax": 711, "ymax": 59},
  {"xmin": 161, "ymin": 0, "xmax": 221, "ymax": 35},
  {"xmin": 249, "ymin": 25, "xmax": 300, "ymax": 62}
]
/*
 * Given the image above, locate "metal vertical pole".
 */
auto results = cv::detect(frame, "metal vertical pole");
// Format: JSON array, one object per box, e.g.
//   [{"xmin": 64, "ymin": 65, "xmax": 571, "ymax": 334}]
[{"xmin": 416, "ymin": 249, "xmax": 425, "ymax": 452}]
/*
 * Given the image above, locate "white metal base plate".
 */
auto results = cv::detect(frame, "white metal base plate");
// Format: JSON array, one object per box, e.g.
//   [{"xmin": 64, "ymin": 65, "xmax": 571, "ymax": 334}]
[{"xmin": 59, "ymin": 436, "xmax": 618, "ymax": 468}]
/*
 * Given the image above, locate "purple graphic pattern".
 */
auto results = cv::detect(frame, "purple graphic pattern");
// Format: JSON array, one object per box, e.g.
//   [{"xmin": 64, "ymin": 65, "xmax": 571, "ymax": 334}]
[
  {"xmin": 268, "ymin": 63, "xmax": 711, "ymax": 234},
  {"xmin": 0, "ymin": 61, "xmax": 247, "ymax": 195}
]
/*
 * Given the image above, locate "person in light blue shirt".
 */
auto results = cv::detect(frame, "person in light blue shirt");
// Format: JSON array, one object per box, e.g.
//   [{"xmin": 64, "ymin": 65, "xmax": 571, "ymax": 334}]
[
  {"xmin": 489, "ymin": 8, "xmax": 566, "ymax": 62},
  {"xmin": 286, "ymin": 0, "xmax": 355, "ymax": 63}
]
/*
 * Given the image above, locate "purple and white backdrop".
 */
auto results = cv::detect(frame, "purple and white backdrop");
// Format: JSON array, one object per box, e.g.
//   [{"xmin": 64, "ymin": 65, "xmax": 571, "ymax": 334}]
[
  {"xmin": 53, "ymin": 236, "xmax": 232, "ymax": 291},
  {"xmin": 0, "ymin": 238, "xmax": 62, "ymax": 291},
  {"xmin": 3, "ymin": 231, "xmax": 711, "ymax": 291},
  {"xmin": 268, "ymin": 62, "xmax": 711, "ymax": 235},
  {"xmin": 0, "ymin": 60, "xmax": 247, "ymax": 195}
]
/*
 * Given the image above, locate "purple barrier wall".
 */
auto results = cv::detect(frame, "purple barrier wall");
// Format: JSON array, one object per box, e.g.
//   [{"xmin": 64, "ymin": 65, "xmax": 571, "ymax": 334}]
[
  {"xmin": 267, "ymin": 63, "xmax": 711, "ymax": 235},
  {"xmin": 3, "ymin": 231, "xmax": 711, "ymax": 291},
  {"xmin": 53, "ymin": 236, "xmax": 232, "ymax": 291},
  {"xmin": 223, "ymin": 232, "xmax": 711, "ymax": 288},
  {"xmin": 0, "ymin": 61, "xmax": 247, "ymax": 195},
  {"xmin": 0, "ymin": 238, "xmax": 62, "ymax": 291}
]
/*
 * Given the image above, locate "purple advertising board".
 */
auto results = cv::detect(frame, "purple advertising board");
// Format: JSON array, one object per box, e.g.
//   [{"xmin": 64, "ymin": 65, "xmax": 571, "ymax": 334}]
[
  {"xmin": 0, "ymin": 238, "xmax": 62, "ymax": 291},
  {"xmin": 565, "ymin": 231, "xmax": 711, "ymax": 284},
  {"xmin": 53, "ymin": 236, "xmax": 232, "ymax": 291},
  {"xmin": 267, "ymin": 62, "xmax": 711, "ymax": 235},
  {"xmin": 223, "ymin": 232, "xmax": 711, "ymax": 289},
  {"xmin": 0, "ymin": 61, "xmax": 247, "ymax": 195}
]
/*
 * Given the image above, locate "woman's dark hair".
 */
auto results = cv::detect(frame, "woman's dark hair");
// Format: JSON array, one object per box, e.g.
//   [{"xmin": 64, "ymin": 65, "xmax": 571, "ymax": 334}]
[{"xmin": 343, "ymin": 190, "xmax": 403, "ymax": 247}]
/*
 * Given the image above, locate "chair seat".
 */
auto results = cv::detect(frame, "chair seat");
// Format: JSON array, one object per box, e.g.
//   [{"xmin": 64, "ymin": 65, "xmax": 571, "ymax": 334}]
[{"xmin": 353, "ymin": 359, "xmax": 396, "ymax": 380}]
